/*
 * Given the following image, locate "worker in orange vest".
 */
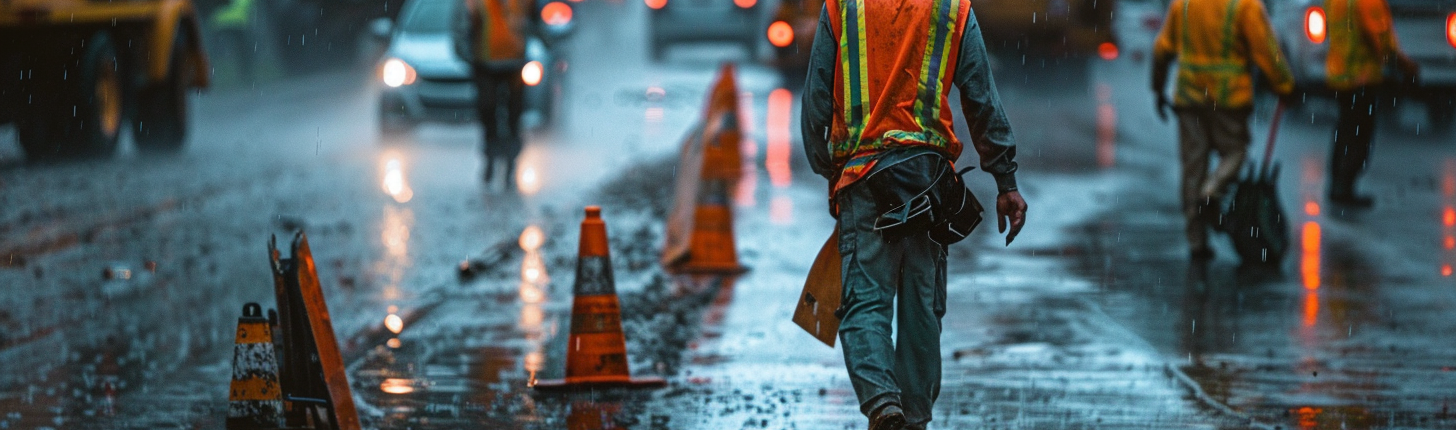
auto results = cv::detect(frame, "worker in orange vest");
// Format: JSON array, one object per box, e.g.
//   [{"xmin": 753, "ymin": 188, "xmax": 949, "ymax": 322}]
[
  {"xmin": 1322, "ymin": 0, "xmax": 1419, "ymax": 207},
  {"xmin": 800, "ymin": 0, "xmax": 1025, "ymax": 426},
  {"xmin": 454, "ymin": 0, "xmax": 529, "ymax": 187},
  {"xmin": 1151, "ymin": 0, "xmax": 1295, "ymax": 260}
]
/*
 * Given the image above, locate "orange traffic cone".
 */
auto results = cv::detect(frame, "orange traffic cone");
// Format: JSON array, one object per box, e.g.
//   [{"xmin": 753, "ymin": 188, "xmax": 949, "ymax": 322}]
[
  {"xmin": 227, "ymin": 303, "xmax": 282, "ymax": 429},
  {"xmin": 701, "ymin": 63, "xmax": 744, "ymax": 182},
  {"xmin": 666, "ymin": 178, "xmax": 746, "ymax": 274},
  {"xmin": 534, "ymin": 206, "xmax": 666, "ymax": 390}
]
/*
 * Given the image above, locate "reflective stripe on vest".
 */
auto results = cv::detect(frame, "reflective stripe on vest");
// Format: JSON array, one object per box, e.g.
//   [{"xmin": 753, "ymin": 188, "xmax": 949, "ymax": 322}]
[
  {"xmin": 1175, "ymin": 0, "xmax": 1244, "ymax": 106},
  {"xmin": 839, "ymin": 0, "xmax": 870, "ymax": 146},
  {"xmin": 915, "ymin": 0, "xmax": 960, "ymax": 132}
]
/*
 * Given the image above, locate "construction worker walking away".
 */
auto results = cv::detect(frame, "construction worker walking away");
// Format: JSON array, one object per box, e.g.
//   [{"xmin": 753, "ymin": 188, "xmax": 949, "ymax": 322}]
[
  {"xmin": 1150, "ymin": 0, "xmax": 1295, "ymax": 260},
  {"xmin": 1322, "ymin": 0, "xmax": 1420, "ymax": 207},
  {"xmin": 454, "ymin": 0, "xmax": 529, "ymax": 188},
  {"xmin": 800, "ymin": 0, "xmax": 1026, "ymax": 427},
  {"xmin": 211, "ymin": 0, "xmax": 256, "ymax": 84}
]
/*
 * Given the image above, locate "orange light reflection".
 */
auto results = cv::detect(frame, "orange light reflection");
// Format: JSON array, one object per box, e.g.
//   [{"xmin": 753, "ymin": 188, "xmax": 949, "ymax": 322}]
[
  {"xmin": 767, "ymin": 88, "xmax": 794, "ymax": 188},
  {"xmin": 1301, "ymin": 221, "xmax": 1321, "ymax": 290},
  {"xmin": 770, "ymin": 194, "xmax": 794, "ymax": 225},
  {"xmin": 1095, "ymin": 84, "xmax": 1116, "ymax": 169},
  {"xmin": 1303, "ymin": 292, "xmax": 1319, "ymax": 328}
]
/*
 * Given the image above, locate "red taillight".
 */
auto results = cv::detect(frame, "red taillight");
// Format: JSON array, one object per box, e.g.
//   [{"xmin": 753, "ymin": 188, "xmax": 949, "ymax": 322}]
[
  {"xmin": 1447, "ymin": 12, "xmax": 1455, "ymax": 48},
  {"xmin": 767, "ymin": 21, "xmax": 794, "ymax": 47},
  {"xmin": 645, "ymin": 0, "xmax": 666, "ymax": 9},
  {"xmin": 1097, "ymin": 42, "xmax": 1118, "ymax": 61},
  {"xmin": 734, "ymin": 0, "xmax": 755, "ymax": 8},
  {"xmin": 541, "ymin": 1, "xmax": 572, "ymax": 26},
  {"xmin": 1306, "ymin": 7, "xmax": 1326, "ymax": 44}
]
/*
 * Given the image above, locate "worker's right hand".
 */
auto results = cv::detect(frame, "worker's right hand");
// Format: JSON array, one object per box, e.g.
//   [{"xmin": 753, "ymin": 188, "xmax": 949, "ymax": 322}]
[
  {"xmin": 1154, "ymin": 94, "xmax": 1171, "ymax": 123},
  {"xmin": 996, "ymin": 191, "xmax": 1027, "ymax": 246}
]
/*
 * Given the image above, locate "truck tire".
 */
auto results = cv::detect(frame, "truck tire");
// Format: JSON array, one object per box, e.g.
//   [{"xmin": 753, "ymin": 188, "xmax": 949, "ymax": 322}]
[
  {"xmin": 19, "ymin": 32, "xmax": 124, "ymax": 159},
  {"xmin": 133, "ymin": 30, "xmax": 192, "ymax": 153}
]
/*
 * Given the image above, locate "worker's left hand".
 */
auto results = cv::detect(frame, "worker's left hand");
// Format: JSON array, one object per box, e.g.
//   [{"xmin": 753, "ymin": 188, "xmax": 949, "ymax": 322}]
[
  {"xmin": 1154, "ymin": 94, "xmax": 1172, "ymax": 122},
  {"xmin": 996, "ymin": 190, "xmax": 1027, "ymax": 246}
]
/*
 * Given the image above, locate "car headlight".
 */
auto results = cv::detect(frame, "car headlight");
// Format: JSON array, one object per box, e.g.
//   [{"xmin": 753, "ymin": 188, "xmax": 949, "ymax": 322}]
[
  {"xmin": 382, "ymin": 58, "xmax": 417, "ymax": 88},
  {"xmin": 522, "ymin": 61, "xmax": 543, "ymax": 86}
]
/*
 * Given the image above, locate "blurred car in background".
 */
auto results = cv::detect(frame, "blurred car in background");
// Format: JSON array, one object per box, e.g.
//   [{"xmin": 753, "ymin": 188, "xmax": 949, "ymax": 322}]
[
  {"xmin": 647, "ymin": 0, "xmax": 762, "ymax": 61},
  {"xmin": 376, "ymin": 0, "xmax": 572, "ymax": 137},
  {"xmin": 764, "ymin": 0, "xmax": 823, "ymax": 86},
  {"xmin": 1271, "ymin": 0, "xmax": 1456, "ymax": 131}
]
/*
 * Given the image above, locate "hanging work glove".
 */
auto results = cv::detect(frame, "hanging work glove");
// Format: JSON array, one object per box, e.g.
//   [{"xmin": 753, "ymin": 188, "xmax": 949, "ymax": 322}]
[{"xmin": 1154, "ymin": 93, "xmax": 1172, "ymax": 123}]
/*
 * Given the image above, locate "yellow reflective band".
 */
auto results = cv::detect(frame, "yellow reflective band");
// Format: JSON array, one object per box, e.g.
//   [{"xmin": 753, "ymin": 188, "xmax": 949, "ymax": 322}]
[{"xmin": 914, "ymin": 0, "xmax": 957, "ymax": 134}]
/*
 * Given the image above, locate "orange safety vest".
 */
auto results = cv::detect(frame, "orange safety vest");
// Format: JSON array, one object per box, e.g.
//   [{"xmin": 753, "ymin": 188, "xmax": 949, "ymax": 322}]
[
  {"xmin": 826, "ymin": 0, "xmax": 971, "ymax": 192},
  {"xmin": 1325, "ymin": 0, "xmax": 1402, "ymax": 90},
  {"xmin": 1152, "ymin": 0, "xmax": 1292, "ymax": 109},
  {"xmin": 471, "ymin": 0, "xmax": 526, "ymax": 62}
]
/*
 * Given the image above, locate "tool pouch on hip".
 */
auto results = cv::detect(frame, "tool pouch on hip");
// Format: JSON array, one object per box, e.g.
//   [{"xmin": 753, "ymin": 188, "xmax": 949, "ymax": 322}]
[{"xmin": 865, "ymin": 152, "xmax": 984, "ymax": 246}]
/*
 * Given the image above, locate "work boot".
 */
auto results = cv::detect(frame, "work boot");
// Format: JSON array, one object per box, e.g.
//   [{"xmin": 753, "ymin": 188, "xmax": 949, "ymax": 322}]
[{"xmin": 868, "ymin": 404, "xmax": 906, "ymax": 430}]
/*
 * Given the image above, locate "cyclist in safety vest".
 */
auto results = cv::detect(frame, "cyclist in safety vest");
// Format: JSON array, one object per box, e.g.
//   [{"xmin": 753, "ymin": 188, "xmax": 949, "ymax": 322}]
[
  {"xmin": 1151, "ymin": 0, "xmax": 1295, "ymax": 260},
  {"xmin": 1322, "ymin": 0, "xmax": 1419, "ymax": 207},
  {"xmin": 801, "ymin": 0, "xmax": 1025, "ymax": 427},
  {"xmin": 454, "ymin": 0, "xmax": 529, "ymax": 187}
]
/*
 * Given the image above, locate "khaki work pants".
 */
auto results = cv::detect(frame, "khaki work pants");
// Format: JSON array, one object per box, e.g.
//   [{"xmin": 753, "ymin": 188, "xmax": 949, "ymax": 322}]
[{"xmin": 1175, "ymin": 106, "xmax": 1251, "ymax": 252}]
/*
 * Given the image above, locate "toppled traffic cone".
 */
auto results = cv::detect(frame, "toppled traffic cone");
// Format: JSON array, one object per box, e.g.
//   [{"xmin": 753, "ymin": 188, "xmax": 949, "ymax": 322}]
[
  {"xmin": 269, "ymin": 233, "xmax": 361, "ymax": 430},
  {"xmin": 227, "ymin": 303, "xmax": 281, "ymax": 429},
  {"xmin": 665, "ymin": 177, "xmax": 745, "ymax": 274},
  {"xmin": 660, "ymin": 65, "xmax": 749, "ymax": 275},
  {"xmin": 534, "ymin": 207, "xmax": 666, "ymax": 390}
]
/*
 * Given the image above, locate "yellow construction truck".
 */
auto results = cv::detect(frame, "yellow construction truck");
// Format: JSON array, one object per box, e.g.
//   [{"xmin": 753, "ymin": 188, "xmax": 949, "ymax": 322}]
[{"xmin": 1, "ymin": 0, "xmax": 209, "ymax": 159}]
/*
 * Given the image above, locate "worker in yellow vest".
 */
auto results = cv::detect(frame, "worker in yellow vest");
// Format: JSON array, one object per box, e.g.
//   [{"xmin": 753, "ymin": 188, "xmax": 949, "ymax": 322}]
[
  {"xmin": 1323, "ymin": 0, "xmax": 1420, "ymax": 207},
  {"xmin": 455, "ymin": 0, "xmax": 529, "ymax": 187},
  {"xmin": 1151, "ymin": 0, "xmax": 1295, "ymax": 260},
  {"xmin": 211, "ymin": 0, "xmax": 255, "ymax": 83},
  {"xmin": 801, "ymin": 0, "xmax": 1025, "ymax": 427}
]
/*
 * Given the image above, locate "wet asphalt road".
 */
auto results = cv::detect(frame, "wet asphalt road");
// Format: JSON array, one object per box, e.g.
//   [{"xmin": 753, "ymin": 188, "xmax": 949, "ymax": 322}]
[{"xmin": 3, "ymin": 0, "xmax": 1456, "ymax": 428}]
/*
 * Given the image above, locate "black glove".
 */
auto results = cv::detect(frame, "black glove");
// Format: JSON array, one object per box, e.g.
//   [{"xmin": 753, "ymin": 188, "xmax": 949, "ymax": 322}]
[{"xmin": 1154, "ymin": 93, "xmax": 1172, "ymax": 122}]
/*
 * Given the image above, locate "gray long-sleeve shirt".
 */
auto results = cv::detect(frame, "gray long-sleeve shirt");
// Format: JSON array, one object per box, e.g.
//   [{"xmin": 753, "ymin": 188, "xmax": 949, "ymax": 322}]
[{"xmin": 800, "ymin": 6, "xmax": 1019, "ymax": 193}]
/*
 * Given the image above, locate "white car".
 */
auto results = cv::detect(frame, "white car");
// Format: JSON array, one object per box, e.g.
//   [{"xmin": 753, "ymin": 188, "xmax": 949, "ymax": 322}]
[
  {"xmin": 376, "ymin": 0, "xmax": 569, "ymax": 136},
  {"xmin": 1271, "ymin": 0, "xmax": 1456, "ymax": 129}
]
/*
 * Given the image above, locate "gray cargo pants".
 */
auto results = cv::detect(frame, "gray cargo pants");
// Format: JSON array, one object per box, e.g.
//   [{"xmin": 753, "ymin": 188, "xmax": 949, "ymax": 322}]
[{"xmin": 836, "ymin": 180, "xmax": 948, "ymax": 427}]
